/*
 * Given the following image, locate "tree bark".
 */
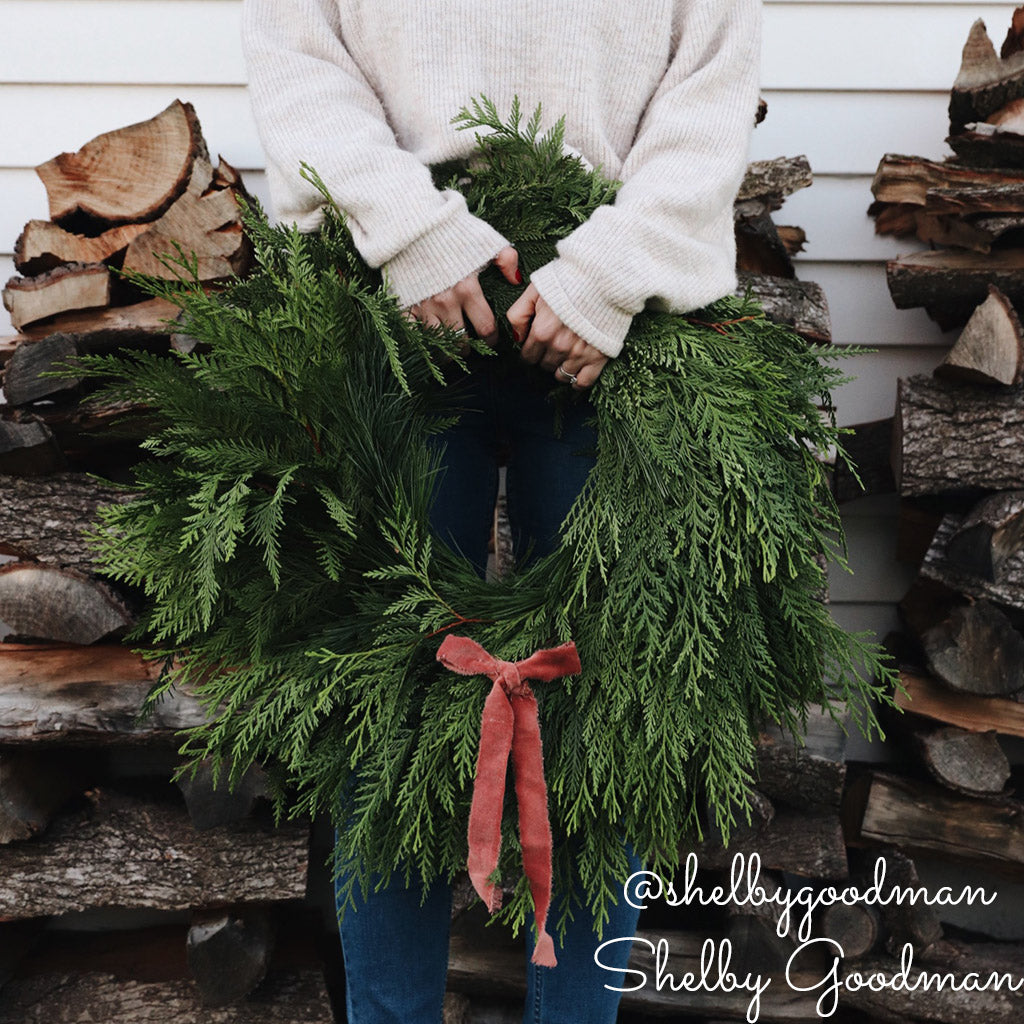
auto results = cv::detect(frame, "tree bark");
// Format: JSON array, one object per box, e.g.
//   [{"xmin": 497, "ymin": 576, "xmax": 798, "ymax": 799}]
[
  {"xmin": 0, "ymin": 419, "xmax": 64, "ymax": 476},
  {"xmin": 2, "ymin": 332, "xmax": 82, "ymax": 406},
  {"xmin": 0, "ymin": 471, "xmax": 134, "ymax": 573},
  {"xmin": 946, "ymin": 491, "xmax": 1024, "ymax": 580},
  {"xmin": 735, "ymin": 273, "xmax": 831, "ymax": 344},
  {"xmin": 0, "ymin": 788, "xmax": 308, "ymax": 918},
  {"xmin": 895, "ymin": 373, "xmax": 1024, "ymax": 495}
]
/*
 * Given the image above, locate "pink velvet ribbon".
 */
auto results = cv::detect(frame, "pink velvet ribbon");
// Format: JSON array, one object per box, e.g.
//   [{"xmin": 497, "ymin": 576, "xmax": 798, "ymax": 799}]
[{"xmin": 436, "ymin": 634, "xmax": 581, "ymax": 968}]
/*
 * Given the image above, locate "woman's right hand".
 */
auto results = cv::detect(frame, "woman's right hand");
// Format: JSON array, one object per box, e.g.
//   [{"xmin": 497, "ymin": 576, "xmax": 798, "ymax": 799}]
[{"xmin": 407, "ymin": 246, "xmax": 521, "ymax": 344}]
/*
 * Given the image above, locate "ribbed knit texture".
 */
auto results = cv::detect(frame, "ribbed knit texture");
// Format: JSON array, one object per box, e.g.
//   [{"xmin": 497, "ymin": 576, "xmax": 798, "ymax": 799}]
[{"xmin": 241, "ymin": 0, "xmax": 762, "ymax": 357}]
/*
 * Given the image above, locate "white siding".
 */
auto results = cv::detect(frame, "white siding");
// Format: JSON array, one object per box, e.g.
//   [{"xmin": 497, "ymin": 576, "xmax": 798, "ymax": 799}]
[{"xmin": 0, "ymin": 0, "xmax": 1003, "ymax": 663}]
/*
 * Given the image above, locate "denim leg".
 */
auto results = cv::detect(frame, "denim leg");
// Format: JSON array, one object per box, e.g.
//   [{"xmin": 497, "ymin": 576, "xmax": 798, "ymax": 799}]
[
  {"xmin": 335, "ymin": 860, "xmax": 452, "ymax": 1024},
  {"xmin": 521, "ymin": 843, "xmax": 643, "ymax": 1024}
]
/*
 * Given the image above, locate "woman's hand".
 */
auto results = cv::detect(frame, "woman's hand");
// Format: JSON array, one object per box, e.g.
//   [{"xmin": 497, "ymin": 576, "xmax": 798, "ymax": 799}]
[
  {"xmin": 407, "ymin": 246, "xmax": 521, "ymax": 344},
  {"xmin": 507, "ymin": 283, "xmax": 609, "ymax": 389}
]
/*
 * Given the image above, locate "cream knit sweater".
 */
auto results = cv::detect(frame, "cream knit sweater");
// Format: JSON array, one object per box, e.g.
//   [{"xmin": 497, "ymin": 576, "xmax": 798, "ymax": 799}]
[{"xmin": 241, "ymin": 0, "xmax": 762, "ymax": 357}]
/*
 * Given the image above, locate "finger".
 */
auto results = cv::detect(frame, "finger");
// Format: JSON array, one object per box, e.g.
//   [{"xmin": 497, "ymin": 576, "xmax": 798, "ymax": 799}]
[
  {"xmin": 507, "ymin": 283, "xmax": 539, "ymax": 343},
  {"xmin": 493, "ymin": 245, "xmax": 522, "ymax": 286},
  {"xmin": 573, "ymin": 360, "xmax": 607, "ymax": 390},
  {"xmin": 538, "ymin": 330, "xmax": 576, "ymax": 372},
  {"xmin": 459, "ymin": 282, "xmax": 498, "ymax": 345}
]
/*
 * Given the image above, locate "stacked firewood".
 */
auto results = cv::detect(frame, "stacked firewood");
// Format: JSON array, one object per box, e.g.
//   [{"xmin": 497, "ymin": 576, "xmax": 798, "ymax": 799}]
[{"xmin": 0, "ymin": 103, "xmax": 333, "ymax": 1023}]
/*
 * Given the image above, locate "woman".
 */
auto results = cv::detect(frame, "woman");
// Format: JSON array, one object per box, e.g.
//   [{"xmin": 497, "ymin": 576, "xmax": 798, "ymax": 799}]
[{"xmin": 242, "ymin": 1, "xmax": 762, "ymax": 1020}]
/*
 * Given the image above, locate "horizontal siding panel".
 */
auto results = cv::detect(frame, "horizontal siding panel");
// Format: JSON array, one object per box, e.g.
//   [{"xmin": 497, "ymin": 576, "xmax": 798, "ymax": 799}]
[
  {"xmin": 751, "ymin": 91, "xmax": 953, "ymax": 174},
  {"xmin": 0, "ymin": 2, "xmax": 1007, "ymax": 90},
  {"xmin": 798, "ymin": 261, "xmax": 954, "ymax": 347},
  {"xmin": 828, "ymin": 513, "xmax": 916, "ymax": 602},
  {"xmin": 0, "ymin": 85, "xmax": 263, "ymax": 170},
  {"xmin": 828, "ymin": 343, "xmax": 945, "ymax": 424},
  {"xmin": 1, "ymin": 87, "xmax": 952, "ymax": 179},
  {"xmin": 1, "ymin": 1, "xmax": 244, "ymax": 85},
  {"xmin": 762, "ymin": 4, "xmax": 1007, "ymax": 90}
]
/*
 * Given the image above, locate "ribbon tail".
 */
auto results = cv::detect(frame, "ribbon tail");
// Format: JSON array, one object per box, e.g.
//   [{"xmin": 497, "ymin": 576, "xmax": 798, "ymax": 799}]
[
  {"xmin": 510, "ymin": 692, "xmax": 558, "ymax": 968},
  {"xmin": 467, "ymin": 683, "xmax": 514, "ymax": 913}
]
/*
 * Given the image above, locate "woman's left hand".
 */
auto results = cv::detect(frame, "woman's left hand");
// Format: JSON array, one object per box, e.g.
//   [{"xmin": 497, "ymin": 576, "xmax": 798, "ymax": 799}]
[{"xmin": 507, "ymin": 283, "xmax": 609, "ymax": 389}]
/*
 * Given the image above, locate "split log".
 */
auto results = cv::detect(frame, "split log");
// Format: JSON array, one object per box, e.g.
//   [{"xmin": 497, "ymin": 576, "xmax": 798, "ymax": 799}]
[
  {"xmin": 887, "ymin": 248, "xmax": 1024, "ymax": 329},
  {"xmin": 949, "ymin": 17, "xmax": 1024, "ymax": 136},
  {"xmin": 178, "ymin": 758, "xmax": 270, "ymax": 830},
  {"xmin": 0, "ymin": 749, "xmax": 82, "ymax": 843},
  {"xmin": 926, "ymin": 183, "xmax": 1024, "ymax": 216},
  {"xmin": 683, "ymin": 805, "xmax": 848, "ymax": 879},
  {"xmin": 775, "ymin": 225, "xmax": 806, "ymax": 257},
  {"xmin": 922, "ymin": 513, "xmax": 1024, "ymax": 612},
  {"xmin": 0, "ymin": 788, "xmax": 308, "ymax": 918},
  {"xmin": 123, "ymin": 187, "xmax": 250, "ymax": 282},
  {"xmin": 937, "ymin": 286, "xmax": 1024, "ymax": 385},
  {"xmin": 448, "ymin": 912, "xmax": 828, "ymax": 1019},
  {"xmin": 915, "ymin": 726, "xmax": 1011, "ymax": 795},
  {"xmin": 735, "ymin": 272, "xmax": 831, "ymax": 344},
  {"xmin": 0, "ymin": 472, "xmax": 134, "ymax": 573},
  {"xmin": 35, "ymin": 99, "xmax": 207, "ymax": 228},
  {"xmin": 735, "ymin": 211, "xmax": 794, "ymax": 277},
  {"xmin": 0, "ymin": 562, "xmax": 134, "ymax": 643},
  {"xmin": 897, "ymin": 576, "xmax": 960, "ymax": 645},
  {"xmin": 919, "ymin": 598, "xmax": 1024, "ymax": 696},
  {"xmin": 841, "ymin": 942, "xmax": 1024, "ymax": 1024},
  {"xmin": 754, "ymin": 707, "xmax": 848, "ymax": 810},
  {"xmin": 736, "ymin": 155, "xmax": 813, "ymax": 208},
  {"xmin": 0, "ymin": 642, "xmax": 206, "ymax": 745},
  {"xmin": 896, "ymin": 501, "xmax": 946, "ymax": 565},
  {"xmin": 896, "ymin": 668, "xmax": 1024, "ymax": 740},
  {"xmin": 3, "ymin": 262, "xmax": 110, "ymax": 332},
  {"xmin": 829, "ymin": 418, "xmax": 896, "ymax": 504},
  {"xmin": 14, "ymin": 220, "xmax": 149, "ymax": 277},
  {"xmin": 0, "ymin": 419, "xmax": 64, "ymax": 476},
  {"xmin": 949, "ymin": 119, "xmax": 1024, "ymax": 168},
  {"xmin": 871, "ymin": 848, "xmax": 943, "ymax": 948},
  {"xmin": 895, "ymin": 373, "xmax": 1024, "ymax": 495},
  {"xmin": 946, "ymin": 491, "xmax": 1024, "ymax": 580},
  {"xmin": 1, "ymin": 332, "xmax": 81, "ymax": 406},
  {"xmin": 14, "ymin": 296, "xmax": 180, "ymax": 347},
  {"xmin": 935, "ymin": 285, "xmax": 1024, "ymax": 386},
  {"xmin": 0, "ymin": 969, "xmax": 333, "ymax": 1024},
  {"xmin": 856, "ymin": 771, "xmax": 1024, "ymax": 875},
  {"xmin": 187, "ymin": 908, "xmax": 274, "ymax": 1006},
  {"xmin": 869, "ymin": 153, "xmax": 1024, "ymax": 214}
]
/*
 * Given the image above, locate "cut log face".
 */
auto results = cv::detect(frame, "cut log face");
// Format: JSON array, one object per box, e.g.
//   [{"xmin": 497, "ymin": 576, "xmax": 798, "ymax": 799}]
[
  {"xmin": 921, "ymin": 598, "xmax": 1024, "ymax": 697},
  {"xmin": 922, "ymin": 513, "xmax": 1024, "ymax": 613},
  {"xmin": 1, "ymin": 332, "xmax": 81, "ymax": 406},
  {"xmin": 816, "ymin": 902, "xmax": 881, "ymax": 960},
  {"xmin": 895, "ymin": 374, "xmax": 1024, "ymax": 496},
  {"xmin": 0, "ymin": 563, "xmax": 134, "ymax": 644},
  {"xmin": 0, "ymin": 750, "xmax": 82, "ymax": 844},
  {"xmin": 947, "ymin": 491, "xmax": 1024, "ymax": 581},
  {"xmin": 3, "ymin": 263, "xmax": 111, "ymax": 332},
  {"xmin": 0, "ymin": 788, "xmax": 309, "ymax": 919},
  {"xmin": 123, "ymin": 188, "xmax": 249, "ymax": 281},
  {"xmin": 186, "ymin": 908, "xmax": 274, "ymax": 1006},
  {"xmin": 178, "ymin": 759, "xmax": 270, "ymax": 831},
  {"xmin": 935, "ymin": 284, "xmax": 1024, "ymax": 386},
  {"xmin": 916, "ymin": 726, "xmax": 1011, "ymax": 795},
  {"xmin": 10, "ymin": 297, "xmax": 181, "ymax": 349},
  {"xmin": 735, "ymin": 272, "xmax": 831, "ymax": 343},
  {"xmin": 34, "ymin": 100, "xmax": 207, "ymax": 228}
]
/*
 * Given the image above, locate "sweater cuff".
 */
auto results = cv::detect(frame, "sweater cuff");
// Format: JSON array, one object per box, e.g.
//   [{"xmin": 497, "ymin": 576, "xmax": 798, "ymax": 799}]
[
  {"xmin": 529, "ymin": 260, "xmax": 632, "ymax": 358},
  {"xmin": 382, "ymin": 203, "xmax": 510, "ymax": 308}
]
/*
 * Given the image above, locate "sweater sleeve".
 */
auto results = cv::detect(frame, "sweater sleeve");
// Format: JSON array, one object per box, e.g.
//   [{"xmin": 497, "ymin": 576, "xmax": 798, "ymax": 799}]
[
  {"xmin": 528, "ymin": 0, "xmax": 763, "ymax": 358},
  {"xmin": 241, "ymin": 0, "xmax": 510, "ymax": 308}
]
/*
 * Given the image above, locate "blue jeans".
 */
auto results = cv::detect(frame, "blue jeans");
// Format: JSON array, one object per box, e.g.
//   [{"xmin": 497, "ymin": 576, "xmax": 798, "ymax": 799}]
[{"xmin": 336, "ymin": 354, "xmax": 642, "ymax": 1023}]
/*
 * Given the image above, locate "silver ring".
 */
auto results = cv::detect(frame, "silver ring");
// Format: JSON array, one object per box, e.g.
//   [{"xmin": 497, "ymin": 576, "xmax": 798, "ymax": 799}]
[
  {"xmin": 557, "ymin": 364, "xmax": 578, "ymax": 385},
  {"xmin": 453, "ymin": 327, "xmax": 468, "ymax": 337}
]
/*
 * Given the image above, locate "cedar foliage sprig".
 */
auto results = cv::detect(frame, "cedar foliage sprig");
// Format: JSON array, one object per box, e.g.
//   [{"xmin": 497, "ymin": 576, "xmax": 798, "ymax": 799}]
[{"xmin": 61, "ymin": 97, "xmax": 897, "ymax": 938}]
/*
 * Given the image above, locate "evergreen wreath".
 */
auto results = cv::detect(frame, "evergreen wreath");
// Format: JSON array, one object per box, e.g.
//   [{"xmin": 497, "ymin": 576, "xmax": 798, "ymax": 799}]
[{"xmin": 65, "ymin": 97, "xmax": 897, "ymax": 937}]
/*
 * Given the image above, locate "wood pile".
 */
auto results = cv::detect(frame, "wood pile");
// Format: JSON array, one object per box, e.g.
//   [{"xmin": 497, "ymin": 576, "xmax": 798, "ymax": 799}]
[
  {"xmin": 0, "ymin": 98, "xmax": 850, "ymax": 1024},
  {"xmin": 0, "ymin": 103, "xmax": 333, "ymax": 1023}
]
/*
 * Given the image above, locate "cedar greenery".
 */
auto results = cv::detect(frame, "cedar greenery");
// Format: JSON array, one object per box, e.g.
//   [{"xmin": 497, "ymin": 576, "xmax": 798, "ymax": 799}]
[{"xmin": 64, "ymin": 97, "xmax": 897, "ymax": 938}]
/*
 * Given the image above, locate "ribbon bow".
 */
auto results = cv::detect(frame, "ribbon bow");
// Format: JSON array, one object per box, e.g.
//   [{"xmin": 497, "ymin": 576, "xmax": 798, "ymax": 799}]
[{"xmin": 436, "ymin": 634, "xmax": 581, "ymax": 968}]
